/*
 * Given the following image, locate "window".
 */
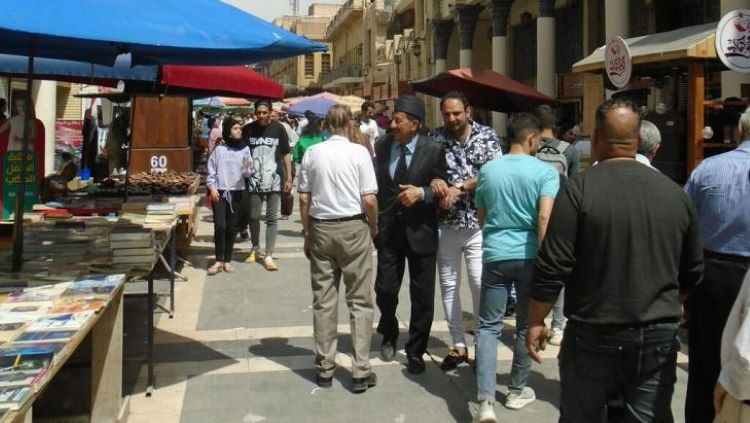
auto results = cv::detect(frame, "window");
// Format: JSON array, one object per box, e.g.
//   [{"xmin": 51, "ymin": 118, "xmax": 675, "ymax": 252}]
[
  {"xmin": 321, "ymin": 53, "xmax": 331, "ymax": 75},
  {"xmin": 304, "ymin": 54, "xmax": 314, "ymax": 78}
]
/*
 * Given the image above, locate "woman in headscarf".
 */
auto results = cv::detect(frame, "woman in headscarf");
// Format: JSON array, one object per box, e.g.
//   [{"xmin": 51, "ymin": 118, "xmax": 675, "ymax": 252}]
[{"xmin": 205, "ymin": 117, "xmax": 253, "ymax": 275}]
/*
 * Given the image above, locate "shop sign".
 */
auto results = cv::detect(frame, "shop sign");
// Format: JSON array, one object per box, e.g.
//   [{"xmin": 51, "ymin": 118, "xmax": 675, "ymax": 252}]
[
  {"xmin": 2, "ymin": 151, "xmax": 38, "ymax": 219},
  {"xmin": 716, "ymin": 10, "xmax": 750, "ymax": 73},
  {"xmin": 604, "ymin": 36, "xmax": 632, "ymax": 89}
]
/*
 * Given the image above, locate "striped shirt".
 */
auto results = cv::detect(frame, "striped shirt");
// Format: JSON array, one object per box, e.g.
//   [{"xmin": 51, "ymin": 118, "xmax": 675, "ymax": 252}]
[{"xmin": 684, "ymin": 140, "xmax": 750, "ymax": 257}]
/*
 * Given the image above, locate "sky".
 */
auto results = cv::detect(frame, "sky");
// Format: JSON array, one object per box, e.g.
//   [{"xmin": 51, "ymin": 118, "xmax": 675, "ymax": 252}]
[{"xmin": 223, "ymin": 0, "xmax": 345, "ymax": 23}]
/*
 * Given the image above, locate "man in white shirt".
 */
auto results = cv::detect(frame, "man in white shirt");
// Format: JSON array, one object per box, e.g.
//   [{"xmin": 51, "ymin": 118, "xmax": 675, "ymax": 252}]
[
  {"xmin": 714, "ymin": 269, "xmax": 750, "ymax": 421},
  {"xmin": 298, "ymin": 104, "xmax": 379, "ymax": 394},
  {"xmin": 358, "ymin": 101, "xmax": 380, "ymax": 148},
  {"xmin": 637, "ymin": 120, "xmax": 661, "ymax": 170}
]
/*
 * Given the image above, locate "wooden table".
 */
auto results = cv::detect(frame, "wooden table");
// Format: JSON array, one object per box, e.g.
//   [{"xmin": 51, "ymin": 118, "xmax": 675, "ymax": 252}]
[{"xmin": 5, "ymin": 284, "xmax": 125, "ymax": 423}]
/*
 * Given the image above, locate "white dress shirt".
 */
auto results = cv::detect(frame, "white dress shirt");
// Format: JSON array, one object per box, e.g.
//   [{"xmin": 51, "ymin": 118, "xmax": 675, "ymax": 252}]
[
  {"xmin": 298, "ymin": 135, "xmax": 378, "ymax": 219},
  {"xmin": 720, "ymin": 269, "xmax": 750, "ymax": 400}
]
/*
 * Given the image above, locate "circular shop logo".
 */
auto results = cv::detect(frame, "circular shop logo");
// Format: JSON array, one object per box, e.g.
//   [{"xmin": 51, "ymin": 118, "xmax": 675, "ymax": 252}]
[
  {"xmin": 605, "ymin": 36, "xmax": 632, "ymax": 89},
  {"xmin": 716, "ymin": 9, "xmax": 750, "ymax": 73}
]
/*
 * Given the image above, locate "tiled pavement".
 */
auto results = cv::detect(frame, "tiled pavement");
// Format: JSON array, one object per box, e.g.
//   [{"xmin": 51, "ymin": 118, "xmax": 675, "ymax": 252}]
[{"xmin": 122, "ymin": 200, "xmax": 690, "ymax": 423}]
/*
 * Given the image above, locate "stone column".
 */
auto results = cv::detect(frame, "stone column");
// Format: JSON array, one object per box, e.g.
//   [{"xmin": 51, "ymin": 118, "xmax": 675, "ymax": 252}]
[
  {"xmin": 32, "ymin": 80, "xmax": 56, "ymax": 175},
  {"xmin": 536, "ymin": 0, "xmax": 556, "ymax": 97},
  {"xmin": 455, "ymin": 4, "xmax": 483, "ymax": 69},
  {"xmin": 721, "ymin": 0, "xmax": 750, "ymax": 98},
  {"xmin": 604, "ymin": 0, "xmax": 629, "ymax": 39},
  {"xmin": 488, "ymin": 0, "xmax": 513, "ymax": 137},
  {"xmin": 433, "ymin": 20, "xmax": 454, "ymax": 124}
]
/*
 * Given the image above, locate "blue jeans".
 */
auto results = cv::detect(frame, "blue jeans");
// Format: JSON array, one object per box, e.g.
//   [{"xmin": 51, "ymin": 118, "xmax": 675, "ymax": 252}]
[
  {"xmin": 476, "ymin": 259, "xmax": 534, "ymax": 401},
  {"xmin": 559, "ymin": 321, "xmax": 679, "ymax": 422}
]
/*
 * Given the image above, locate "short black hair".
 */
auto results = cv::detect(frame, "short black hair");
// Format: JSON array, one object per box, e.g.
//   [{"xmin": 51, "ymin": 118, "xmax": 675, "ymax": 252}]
[
  {"xmin": 254, "ymin": 99, "xmax": 272, "ymax": 111},
  {"xmin": 532, "ymin": 104, "xmax": 556, "ymax": 130},
  {"xmin": 507, "ymin": 113, "xmax": 541, "ymax": 145},
  {"xmin": 440, "ymin": 91, "xmax": 470, "ymax": 110},
  {"xmin": 361, "ymin": 101, "xmax": 375, "ymax": 112}
]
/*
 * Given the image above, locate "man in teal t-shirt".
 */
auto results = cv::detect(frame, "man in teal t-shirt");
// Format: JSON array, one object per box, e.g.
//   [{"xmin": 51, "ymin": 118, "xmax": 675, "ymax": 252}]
[{"xmin": 471, "ymin": 113, "xmax": 559, "ymax": 422}]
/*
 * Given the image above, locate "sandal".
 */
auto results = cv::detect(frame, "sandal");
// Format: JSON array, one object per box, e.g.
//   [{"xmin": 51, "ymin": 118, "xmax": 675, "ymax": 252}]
[
  {"xmin": 223, "ymin": 262, "xmax": 235, "ymax": 273},
  {"xmin": 207, "ymin": 262, "xmax": 223, "ymax": 276}
]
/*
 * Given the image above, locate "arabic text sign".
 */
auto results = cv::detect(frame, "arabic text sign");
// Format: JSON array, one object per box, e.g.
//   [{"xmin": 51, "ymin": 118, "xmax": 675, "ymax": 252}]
[
  {"xmin": 2, "ymin": 151, "xmax": 38, "ymax": 219},
  {"xmin": 716, "ymin": 10, "xmax": 750, "ymax": 73},
  {"xmin": 605, "ymin": 36, "xmax": 632, "ymax": 89}
]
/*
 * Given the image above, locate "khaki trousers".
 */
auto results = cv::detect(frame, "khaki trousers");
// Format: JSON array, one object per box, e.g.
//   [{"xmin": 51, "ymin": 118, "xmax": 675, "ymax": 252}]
[
  {"xmin": 309, "ymin": 219, "xmax": 373, "ymax": 379},
  {"xmin": 715, "ymin": 396, "xmax": 750, "ymax": 423}
]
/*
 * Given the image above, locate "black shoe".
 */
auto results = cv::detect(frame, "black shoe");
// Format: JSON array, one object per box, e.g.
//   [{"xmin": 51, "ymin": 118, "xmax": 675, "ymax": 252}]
[
  {"xmin": 380, "ymin": 337, "xmax": 396, "ymax": 362},
  {"xmin": 440, "ymin": 349, "xmax": 469, "ymax": 371},
  {"xmin": 351, "ymin": 372, "xmax": 377, "ymax": 393},
  {"xmin": 316, "ymin": 374, "xmax": 333, "ymax": 388},
  {"xmin": 406, "ymin": 354, "xmax": 426, "ymax": 374}
]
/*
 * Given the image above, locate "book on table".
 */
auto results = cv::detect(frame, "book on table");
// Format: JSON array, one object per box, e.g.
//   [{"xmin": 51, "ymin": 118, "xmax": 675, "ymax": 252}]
[
  {"xmin": 47, "ymin": 299, "xmax": 107, "ymax": 315},
  {"xmin": 12, "ymin": 330, "xmax": 77, "ymax": 344},
  {"xmin": 27, "ymin": 312, "xmax": 95, "ymax": 332},
  {"xmin": 0, "ymin": 386, "xmax": 32, "ymax": 410}
]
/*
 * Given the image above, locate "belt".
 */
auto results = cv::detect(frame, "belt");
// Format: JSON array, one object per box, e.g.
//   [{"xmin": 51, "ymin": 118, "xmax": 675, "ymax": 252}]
[
  {"xmin": 704, "ymin": 250, "xmax": 750, "ymax": 264},
  {"xmin": 311, "ymin": 214, "xmax": 365, "ymax": 223},
  {"xmin": 568, "ymin": 317, "xmax": 679, "ymax": 331}
]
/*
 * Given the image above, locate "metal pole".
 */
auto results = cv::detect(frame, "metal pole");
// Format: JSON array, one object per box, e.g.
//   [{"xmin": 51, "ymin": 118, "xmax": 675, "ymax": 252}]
[{"xmin": 11, "ymin": 37, "xmax": 35, "ymax": 271}]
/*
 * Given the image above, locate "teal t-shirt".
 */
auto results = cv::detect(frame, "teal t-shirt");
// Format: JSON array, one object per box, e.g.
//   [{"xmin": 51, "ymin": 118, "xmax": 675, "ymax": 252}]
[{"xmin": 475, "ymin": 154, "xmax": 560, "ymax": 263}]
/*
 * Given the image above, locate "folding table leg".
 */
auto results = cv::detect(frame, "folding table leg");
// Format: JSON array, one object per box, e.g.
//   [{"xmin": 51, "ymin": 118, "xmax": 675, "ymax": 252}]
[{"xmin": 146, "ymin": 273, "xmax": 154, "ymax": 397}]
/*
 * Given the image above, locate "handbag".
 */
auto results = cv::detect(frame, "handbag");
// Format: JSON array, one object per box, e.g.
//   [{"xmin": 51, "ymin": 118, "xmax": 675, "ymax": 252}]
[{"xmin": 281, "ymin": 192, "xmax": 294, "ymax": 216}]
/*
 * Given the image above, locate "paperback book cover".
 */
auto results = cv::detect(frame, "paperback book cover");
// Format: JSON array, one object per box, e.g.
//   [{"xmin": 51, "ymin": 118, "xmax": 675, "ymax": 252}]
[
  {"xmin": 13, "ymin": 330, "xmax": 77, "ymax": 344},
  {"xmin": 0, "ymin": 386, "xmax": 32, "ymax": 410},
  {"xmin": 0, "ymin": 369, "xmax": 46, "ymax": 388},
  {"xmin": 47, "ymin": 299, "xmax": 106, "ymax": 314},
  {"xmin": 27, "ymin": 312, "xmax": 94, "ymax": 331}
]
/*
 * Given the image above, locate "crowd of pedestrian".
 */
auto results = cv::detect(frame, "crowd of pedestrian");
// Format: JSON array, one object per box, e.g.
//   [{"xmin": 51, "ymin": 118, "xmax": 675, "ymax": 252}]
[{"xmin": 203, "ymin": 90, "xmax": 750, "ymax": 423}]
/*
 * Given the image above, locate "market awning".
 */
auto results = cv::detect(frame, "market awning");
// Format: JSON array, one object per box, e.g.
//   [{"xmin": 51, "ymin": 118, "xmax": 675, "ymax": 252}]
[
  {"xmin": 411, "ymin": 67, "xmax": 558, "ymax": 113},
  {"xmin": 572, "ymin": 22, "xmax": 717, "ymax": 73},
  {"xmin": 323, "ymin": 76, "xmax": 363, "ymax": 89}
]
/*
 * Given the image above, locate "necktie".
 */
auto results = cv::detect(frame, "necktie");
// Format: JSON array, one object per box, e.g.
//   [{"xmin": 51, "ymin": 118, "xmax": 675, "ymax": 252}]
[{"xmin": 393, "ymin": 144, "xmax": 408, "ymax": 185}]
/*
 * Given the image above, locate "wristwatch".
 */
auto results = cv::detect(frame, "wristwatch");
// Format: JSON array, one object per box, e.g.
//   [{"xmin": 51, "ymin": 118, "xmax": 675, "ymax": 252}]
[{"xmin": 453, "ymin": 182, "xmax": 465, "ymax": 192}]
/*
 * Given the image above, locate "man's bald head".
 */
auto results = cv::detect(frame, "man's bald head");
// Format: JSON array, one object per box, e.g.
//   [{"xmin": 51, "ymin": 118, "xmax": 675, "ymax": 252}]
[{"xmin": 593, "ymin": 98, "xmax": 641, "ymax": 161}]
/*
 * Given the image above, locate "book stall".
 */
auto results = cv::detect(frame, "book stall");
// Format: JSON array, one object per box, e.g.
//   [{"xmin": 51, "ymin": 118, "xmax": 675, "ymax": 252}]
[
  {"xmin": 572, "ymin": 18, "xmax": 748, "ymax": 183},
  {"xmin": 0, "ymin": 274, "xmax": 126, "ymax": 422}
]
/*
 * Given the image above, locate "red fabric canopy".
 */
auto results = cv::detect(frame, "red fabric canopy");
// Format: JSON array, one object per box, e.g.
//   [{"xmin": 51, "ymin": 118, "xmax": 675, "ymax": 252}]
[
  {"xmin": 410, "ymin": 68, "xmax": 558, "ymax": 113},
  {"xmin": 161, "ymin": 66, "xmax": 283, "ymax": 100}
]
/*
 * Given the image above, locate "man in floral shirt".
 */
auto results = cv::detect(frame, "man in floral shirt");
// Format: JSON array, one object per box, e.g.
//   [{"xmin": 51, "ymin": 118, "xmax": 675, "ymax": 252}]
[{"xmin": 428, "ymin": 91, "xmax": 503, "ymax": 370}]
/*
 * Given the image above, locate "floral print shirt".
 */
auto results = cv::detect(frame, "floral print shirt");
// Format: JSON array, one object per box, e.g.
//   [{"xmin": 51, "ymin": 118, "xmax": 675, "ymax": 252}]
[{"xmin": 429, "ymin": 120, "xmax": 503, "ymax": 230}]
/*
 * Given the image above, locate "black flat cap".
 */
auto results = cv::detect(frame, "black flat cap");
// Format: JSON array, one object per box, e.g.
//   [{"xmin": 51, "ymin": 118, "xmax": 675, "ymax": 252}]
[{"xmin": 394, "ymin": 95, "xmax": 425, "ymax": 122}]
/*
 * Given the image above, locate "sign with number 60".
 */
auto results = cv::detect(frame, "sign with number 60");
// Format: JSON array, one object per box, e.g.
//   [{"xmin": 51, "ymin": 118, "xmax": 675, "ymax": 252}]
[{"xmin": 150, "ymin": 155, "xmax": 168, "ymax": 170}]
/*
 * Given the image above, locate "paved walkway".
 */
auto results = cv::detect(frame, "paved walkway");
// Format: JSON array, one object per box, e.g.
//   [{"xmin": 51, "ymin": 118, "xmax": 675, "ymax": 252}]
[{"xmin": 123, "ymin": 200, "xmax": 690, "ymax": 423}]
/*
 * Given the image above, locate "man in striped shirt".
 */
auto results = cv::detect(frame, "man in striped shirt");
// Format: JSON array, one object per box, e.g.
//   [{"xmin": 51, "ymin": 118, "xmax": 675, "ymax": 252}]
[{"xmin": 684, "ymin": 107, "xmax": 750, "ymax": 423}]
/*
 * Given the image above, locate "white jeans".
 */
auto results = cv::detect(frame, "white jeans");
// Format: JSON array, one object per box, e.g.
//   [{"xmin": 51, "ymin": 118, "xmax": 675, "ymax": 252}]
[{"xmin": 437, "ymin": 226, "xmax": 483, "ymax": 349}]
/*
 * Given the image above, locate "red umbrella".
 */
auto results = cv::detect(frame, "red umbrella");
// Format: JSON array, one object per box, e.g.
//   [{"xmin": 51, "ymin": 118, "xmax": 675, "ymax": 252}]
[
  {"xmin": 410, "ymin": 67, "xmax": 558, "ymax": 113},
  {"xmin": 160, "ymin": 65, "xmax": 283, "ymax": 100}
]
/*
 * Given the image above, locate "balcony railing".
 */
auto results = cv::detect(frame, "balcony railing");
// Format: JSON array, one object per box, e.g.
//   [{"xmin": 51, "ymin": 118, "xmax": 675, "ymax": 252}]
[
  {"xmin": 319, "ymin": 64, "xmax": 362, "ymax": 86},
  {"xmin": 325, "ymin": 0, "xmax": 364, "ymax": 40}
]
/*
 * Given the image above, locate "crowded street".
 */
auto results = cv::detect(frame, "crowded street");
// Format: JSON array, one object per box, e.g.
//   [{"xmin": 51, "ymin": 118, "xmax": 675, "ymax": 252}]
[{"xmin": 123, "ymin": 203, "xmax": 691, "ymax": 423}]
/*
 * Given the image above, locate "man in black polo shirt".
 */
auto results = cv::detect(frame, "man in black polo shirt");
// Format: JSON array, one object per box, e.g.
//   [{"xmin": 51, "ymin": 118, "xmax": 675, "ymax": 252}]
[{"xmin": 527, "ymin": 98, "xmax": 704, "ymax": 422}]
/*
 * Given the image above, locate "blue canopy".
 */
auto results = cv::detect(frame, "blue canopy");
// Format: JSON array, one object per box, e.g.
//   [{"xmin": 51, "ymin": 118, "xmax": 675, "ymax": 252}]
[
  {"xmin": 0, "ymin": 53, "xmax": 156, "ymax": 84},
  {"xmin": 289, "ymin": 98, "xmax": 339, "ymax": 118},
  {"xmin": 0, "ymin": 0, "xmax": 327, "ymax": 66}
]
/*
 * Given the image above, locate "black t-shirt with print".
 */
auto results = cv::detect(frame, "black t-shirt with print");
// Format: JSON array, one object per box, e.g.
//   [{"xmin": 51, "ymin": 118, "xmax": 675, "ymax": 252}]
[{"xmin": 243, "ymin": 121, "xmax": 291, "ymax": 193}]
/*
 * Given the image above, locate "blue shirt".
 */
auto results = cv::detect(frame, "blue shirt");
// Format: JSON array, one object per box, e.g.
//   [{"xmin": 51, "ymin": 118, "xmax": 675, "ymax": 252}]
[
  {"xmin": 684, "ymin": 140, "xmax": 750, "ymax": 257},
  {"xmin": 475, "ymin": 154, "xmax": 559, "ymax": 263},
  {"xmin": 389, "ymin": 135, "xmax": 418, "ymax": 179}
]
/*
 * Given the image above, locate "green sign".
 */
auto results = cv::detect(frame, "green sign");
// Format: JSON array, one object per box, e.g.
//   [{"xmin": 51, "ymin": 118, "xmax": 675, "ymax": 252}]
[{"xmin": 2, "ymin": 151, "xmax": 38, "ymax": 219}]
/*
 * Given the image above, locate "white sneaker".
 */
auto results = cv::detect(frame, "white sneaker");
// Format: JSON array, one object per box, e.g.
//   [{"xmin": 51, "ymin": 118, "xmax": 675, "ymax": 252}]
[
  {"xmin": 548, "ymin": 328, "xmax": 564, "ymax": 346},
  {"xmin": 505, "ymin": 387, "xmax": 536, "ymax": 410},
  {"xmin": 473, "ymin": 400, "xmax": 497, "ymax": 423}
]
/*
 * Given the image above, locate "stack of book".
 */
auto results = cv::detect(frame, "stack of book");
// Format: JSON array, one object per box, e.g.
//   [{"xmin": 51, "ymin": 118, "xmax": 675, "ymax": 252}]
[
  {"xmin": 145, "ymin": 203, "xmax": 177, "ymax": 226},
  {"xmin": 109, "ymin": 227, "xmax": 156, "ymax": 270},
  {"xmin": 167, "ymin": 196, "xmax": 195, "ymax": 215}
]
